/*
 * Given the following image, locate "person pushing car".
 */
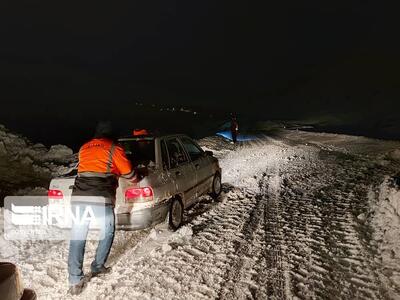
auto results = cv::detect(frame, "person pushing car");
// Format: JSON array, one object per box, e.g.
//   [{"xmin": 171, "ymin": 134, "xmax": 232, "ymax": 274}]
[{"xmin": 68, "ymin": 121, "xmax": 135, "ymax": 295}]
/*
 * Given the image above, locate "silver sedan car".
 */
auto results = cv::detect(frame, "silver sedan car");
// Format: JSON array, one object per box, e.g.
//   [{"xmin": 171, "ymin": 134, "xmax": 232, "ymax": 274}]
[{"xmin": 49, "ymin": 134, "xmax": 222, "ymax": 230}]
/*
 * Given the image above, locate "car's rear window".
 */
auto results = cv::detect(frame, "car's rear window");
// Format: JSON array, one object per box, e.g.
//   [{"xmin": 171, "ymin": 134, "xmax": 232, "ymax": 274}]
[{"xmin": 119, "ymin": 139, "xmax": 155, "ymax": 168}]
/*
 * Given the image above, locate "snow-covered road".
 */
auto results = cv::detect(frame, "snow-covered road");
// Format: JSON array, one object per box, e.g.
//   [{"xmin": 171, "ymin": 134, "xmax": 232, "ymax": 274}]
[{"xmin": 1, "ymin": 130, "xmax": 400, "ymax": 299}]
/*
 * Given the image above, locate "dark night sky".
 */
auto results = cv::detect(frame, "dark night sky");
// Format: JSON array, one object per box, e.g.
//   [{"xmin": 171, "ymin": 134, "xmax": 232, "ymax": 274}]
[{"xmin": 0, "ymin": 1, "xmax": 399, "ymax": 148}]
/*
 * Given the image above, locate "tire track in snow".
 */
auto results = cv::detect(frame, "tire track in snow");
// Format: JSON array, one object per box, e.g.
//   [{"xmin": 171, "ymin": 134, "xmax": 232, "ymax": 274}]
[
  {"xmin": 216, "ymin": 143, "xmax": 395, "ymax": 299},
  {"xmin": 217, "ymin": 191, "xmax": 264, "ymax": 299},
  {"xmin": 77, "ymin": 185, "xmax": 260, "ymax": 299},
  {"xmin": 278, "ymin": 148, "xmax": 391, "ymax": 299},
  {"xmin": 218, "ymin": 169, "xmax": 288, "ymax": 300},
  {"xmin": 251, "ymin": 172, "xmax": 286, "ymax": 299}
]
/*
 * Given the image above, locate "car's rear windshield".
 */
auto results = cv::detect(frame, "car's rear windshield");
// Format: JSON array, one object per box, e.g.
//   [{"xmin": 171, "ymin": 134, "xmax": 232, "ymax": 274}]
[{"xmin": 119, "ymin": 138, "xmax": 155, "ymax": 168}]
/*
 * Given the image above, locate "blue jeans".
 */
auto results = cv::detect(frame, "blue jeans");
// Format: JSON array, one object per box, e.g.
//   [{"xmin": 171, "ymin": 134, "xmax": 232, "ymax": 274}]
[{"xmin": 68, "ymin": 204, "xmax": 115, "ymax": 285}]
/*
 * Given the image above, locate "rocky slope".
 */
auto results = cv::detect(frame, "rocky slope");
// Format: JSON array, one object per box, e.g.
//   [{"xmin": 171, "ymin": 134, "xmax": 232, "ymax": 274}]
[{"xmin": 0, "ymin": 124, "xmax": 75, "ymax": 204}]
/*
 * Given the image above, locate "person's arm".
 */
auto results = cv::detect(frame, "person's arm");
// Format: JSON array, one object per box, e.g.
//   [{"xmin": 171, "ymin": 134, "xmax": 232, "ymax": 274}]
[{"xmin": 113, "ymin": 145, "xmax": 135, "ymax": 179}]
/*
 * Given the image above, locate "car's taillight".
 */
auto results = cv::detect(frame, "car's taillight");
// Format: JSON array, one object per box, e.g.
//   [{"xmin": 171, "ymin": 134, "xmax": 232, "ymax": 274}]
[
  {"xmin": 125, "ymin": 187, "xmax": 153, "ymax": 202},
  {"xmin": 48, "ymin": 189, "xmax": 64, "ymax": 200}
]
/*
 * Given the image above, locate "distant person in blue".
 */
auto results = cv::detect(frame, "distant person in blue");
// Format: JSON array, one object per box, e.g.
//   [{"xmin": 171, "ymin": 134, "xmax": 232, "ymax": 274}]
[{"xmin": 230, "ymin": 114, "xmax": 239, "ymax": 144}]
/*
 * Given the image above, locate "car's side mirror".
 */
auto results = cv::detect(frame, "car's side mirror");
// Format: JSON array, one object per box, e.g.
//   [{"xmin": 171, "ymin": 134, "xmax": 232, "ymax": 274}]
[{"xmin": 205, "ymin": 150, "xmax": 213, "ymax": 157}]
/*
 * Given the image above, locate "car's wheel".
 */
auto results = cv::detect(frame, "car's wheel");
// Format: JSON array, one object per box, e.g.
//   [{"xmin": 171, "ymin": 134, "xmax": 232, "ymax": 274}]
[
  {"xmin": 210, "ymin": 172, "xmax": 222, "ymax": 200},
  {"xmin": 168, "ymin": 197, "xmax": 184, "ymax": 231}
]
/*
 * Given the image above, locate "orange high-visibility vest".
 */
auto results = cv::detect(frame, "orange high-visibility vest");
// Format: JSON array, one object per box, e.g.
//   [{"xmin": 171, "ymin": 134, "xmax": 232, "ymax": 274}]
[
  {"xmin": 78, "ymin": 138, "xmax": 132, "ymax": 176},
  {"xmin": 132, "ymin": 129, "xmax": 149, "ymax": 136}
]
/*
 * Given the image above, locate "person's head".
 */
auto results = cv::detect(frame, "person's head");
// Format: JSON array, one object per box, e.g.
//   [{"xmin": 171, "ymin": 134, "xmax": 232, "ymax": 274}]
[{"xmin": 94, "ymin": 121, "xmax": 116, "ymax": 140}]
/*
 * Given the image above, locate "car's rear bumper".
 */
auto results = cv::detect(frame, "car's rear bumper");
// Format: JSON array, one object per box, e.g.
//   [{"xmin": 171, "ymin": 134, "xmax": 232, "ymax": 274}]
[{"xmin": 116, "ymin": 200, "xmax": 170, "ymax": 230}]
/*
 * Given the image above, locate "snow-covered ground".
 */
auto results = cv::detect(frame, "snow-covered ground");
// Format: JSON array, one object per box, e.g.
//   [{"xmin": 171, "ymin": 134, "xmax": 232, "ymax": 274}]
[{"xmin": 1, "ymin": 129, "xmax": 400, "ymax": 299}]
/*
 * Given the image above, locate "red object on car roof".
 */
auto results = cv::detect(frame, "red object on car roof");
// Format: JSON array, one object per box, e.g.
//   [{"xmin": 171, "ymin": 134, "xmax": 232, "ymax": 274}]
[{"xmin": 132, "ymin": 129, "xmax": 149, "ymax": 136}]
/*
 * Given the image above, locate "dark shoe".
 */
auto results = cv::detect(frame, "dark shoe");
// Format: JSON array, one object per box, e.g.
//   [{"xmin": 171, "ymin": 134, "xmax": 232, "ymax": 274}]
[
  {"xmin": 21, "ymin": 288, "xmax": 37, "ymax": 300},
  {"xmin": 68, "ymin": 280, "xmax": 85, "ymax": 296},
  {"xmin": 91, "ymin": 266, "xmax": 112, "ymax": 278}
]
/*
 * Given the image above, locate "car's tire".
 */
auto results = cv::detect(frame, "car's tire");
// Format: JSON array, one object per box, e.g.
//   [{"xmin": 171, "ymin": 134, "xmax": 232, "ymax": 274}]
[
  {"xmin": 168, "ymin": 197, "xmax": 184, "ymax": 231},
  {"xmin": 210, "ymin": 172, "xmax": 222, "ymax": 201}
]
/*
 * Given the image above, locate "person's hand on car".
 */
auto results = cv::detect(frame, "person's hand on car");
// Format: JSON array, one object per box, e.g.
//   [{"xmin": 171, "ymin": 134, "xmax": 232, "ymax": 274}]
[{"xmin": 129, "ymin": 173, "xmax": 141, "ymax": 183}]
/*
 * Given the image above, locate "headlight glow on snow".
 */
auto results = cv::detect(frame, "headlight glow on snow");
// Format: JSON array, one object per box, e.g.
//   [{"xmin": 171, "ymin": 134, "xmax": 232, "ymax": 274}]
[{"xmin": 216, "ymin": 130, "xmax": 256, "ymax": 142}]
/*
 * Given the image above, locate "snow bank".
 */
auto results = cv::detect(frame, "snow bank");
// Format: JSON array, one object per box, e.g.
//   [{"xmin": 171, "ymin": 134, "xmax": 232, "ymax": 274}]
[
  {"xmin": 0, "ymin": 124, "xmax": 75, "ymax": 201},
  {"xmin": 43, "ymin": 145, "xmax": 73, "ymax": 164},
  {"xmin": 0, "ymin": 124, "xmax": 74, "ymax": 165}
]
